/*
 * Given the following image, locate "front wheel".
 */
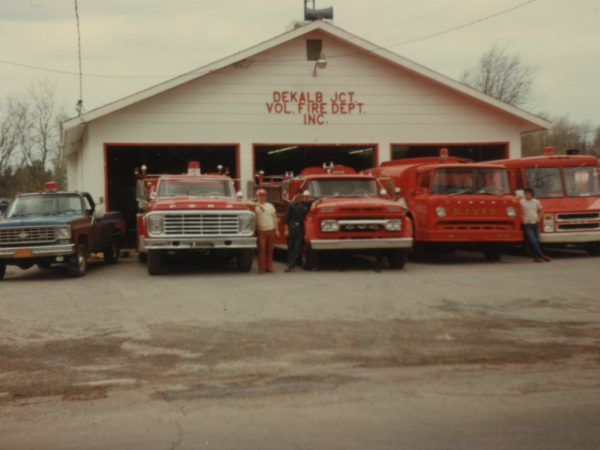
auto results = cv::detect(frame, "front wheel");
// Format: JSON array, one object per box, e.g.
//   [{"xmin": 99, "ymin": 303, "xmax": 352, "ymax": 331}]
[
  {"xmin": 147, "ymin": 250, "xmax": 163, "ymax": 275},
  {"xmin": 302, "ymin": 246, "xmax": 319, "ymax": 271},
  {"xmin": 387, "ymin": 248, "xmax": 407, "ymax": 269},
  {"xmin": 0, "ymin": 262, "xmax": 5, "ymax": 280},
  {"xmin": 67, "ymin": 244, "xmax": 88, "ymax": 277},
  {"xmin": 585, "ymin": 242, "xmax": 600, "ymax": 256},
  {"xmin": 236, "ymin": 249, "xmax": 254, "ymax": 272},
  {"xmin": 103, "ymin": 239, "xmax": 120, "ymax": 264}
]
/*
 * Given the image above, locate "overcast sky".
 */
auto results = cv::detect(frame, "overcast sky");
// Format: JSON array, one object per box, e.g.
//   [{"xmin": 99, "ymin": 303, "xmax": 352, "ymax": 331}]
[{"xmin": 1, "ymin": 0, "xmax": 599, "ymax": 128}]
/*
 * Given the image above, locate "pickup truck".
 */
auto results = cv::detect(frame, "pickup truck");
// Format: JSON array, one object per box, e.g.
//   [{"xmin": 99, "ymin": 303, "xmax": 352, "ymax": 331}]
[{"xmin": 0, "ymin": 184, "xmax": 125, "ymax": 279}]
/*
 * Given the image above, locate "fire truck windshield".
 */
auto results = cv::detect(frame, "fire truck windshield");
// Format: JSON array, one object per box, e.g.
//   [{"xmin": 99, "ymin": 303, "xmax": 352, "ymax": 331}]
[
  {"xmin": 7, "ymin": 195, "xmax": 83, "ymax": 218},
  {"xmin": 307, "ymin": 178, "xmax": 378, "ymax": 198},
  {"xmin": 431, "ymin": 168, "xmax": 510, "ymax": 195},
  {"xmin": 157, "ymin": 178, "xmax": 235, "ymax": 198},
  {"xmin": 564, "ymin": 166, "xmax": 600, "ymax": 197},
  {"xmin": 525, "ymin": 167, "xmax": 563, "ymax": 198}
]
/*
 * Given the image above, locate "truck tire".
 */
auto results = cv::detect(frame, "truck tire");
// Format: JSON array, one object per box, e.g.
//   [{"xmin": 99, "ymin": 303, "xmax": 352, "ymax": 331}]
[
  {"xmin": 302, "ymin": 246, "xmax": 319, "ymax": 271},
  {"xmin": 387, "ymin": 248, "xmax": 407, "ymax": 269},
  {"xmin": 67, "ymin": 244, "xmax": 88, "ymax": 277},
  {"xmin": 483, "ymin": 244, "xmax": 502, "ymax": 262},
  {"xmin": 236, "ymin": 249, "xmax": 253, "ymax": 272},
  {"xmin": 103, "ymin": 239, "xmax": 120, "ymax": 265},
  {"xmin": 0, "ymin": 262, "xmax": 5, "ymax": 280},
  {"xmin": 147, "ymin": 250, "xmax": 163, "ymax": 275},
  {"xmin": 585, "ymin": 242, "xmax": 600, "ymax": 256}
]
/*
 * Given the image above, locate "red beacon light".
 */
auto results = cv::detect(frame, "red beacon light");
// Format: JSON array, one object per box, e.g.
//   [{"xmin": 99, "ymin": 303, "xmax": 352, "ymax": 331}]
[
  {"xmin": 187, "ymin": 161, "xmax": 201, "ymax": 176},
  {"xmin": 45, "ymin": 181, "xmax": 58, "ymax": 192},
  {"xmin": 542, "ymin": 146, "xmax": 554, "ymax": 156}
]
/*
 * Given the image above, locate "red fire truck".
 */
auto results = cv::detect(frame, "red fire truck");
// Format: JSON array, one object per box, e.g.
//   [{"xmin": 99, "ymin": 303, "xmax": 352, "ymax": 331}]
[
  {"xmin": 256, "ymin": 164, "xmax": 413, "ymax": 270},
  {"xmin": 364, "ymin": 151, "xmax": 523, "ymax": 261},
  {"xmin": 136, "ymin": 162, "xmax": 257, "ymax": 275},
  {"xmin": 491, "ymin": 147, "xmax": 600, "ymax": 255}
]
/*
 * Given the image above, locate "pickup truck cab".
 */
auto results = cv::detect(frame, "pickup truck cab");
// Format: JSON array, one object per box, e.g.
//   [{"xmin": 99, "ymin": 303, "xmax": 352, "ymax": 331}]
[
  {"xmin": 365, "ymin": 151, "xmax": 522, "ymax": 261},
  {"xmin": 0, "ymin": 183, "xmax": 125, "ymax": 279},
  {"xmin": 490, "ymin": 147, "xmax": 600, "ymax": 255},
  {"xmin": 136, "ymin": 162, "xmax": 257, "ymax": 275},
  {"xmin": 257, "ymin": 164, "xmax": 413, "ymax": 270}
]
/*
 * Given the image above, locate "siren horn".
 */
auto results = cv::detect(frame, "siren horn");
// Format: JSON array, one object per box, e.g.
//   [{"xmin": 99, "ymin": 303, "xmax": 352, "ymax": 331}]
[{"xmin": 304, "ymin": 0, "xmax": 333, "ymax": 20}]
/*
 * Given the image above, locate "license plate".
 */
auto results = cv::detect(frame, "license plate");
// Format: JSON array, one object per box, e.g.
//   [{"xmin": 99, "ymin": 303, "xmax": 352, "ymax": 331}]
[{"xmin": 14, "ymin": 248, "xmax": 33, "ymax": 258}]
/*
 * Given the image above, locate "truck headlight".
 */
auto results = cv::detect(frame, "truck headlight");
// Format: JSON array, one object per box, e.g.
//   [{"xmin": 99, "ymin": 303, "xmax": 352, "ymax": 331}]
[
  {"xmin": 543, "ymin": 214, "xmax": 554, "ymax": 233},
  {"xmin": 435, "ymin": 206, "xmax": 447, "ymax": 218},
  {"xmin": 321, "ymin": 220, "xmax": 340, "ymax": 232},
  {"xmin": 506, "ymin": 207, "xmax": 517, "ymax": 218},
  {"xmin": 239, "ymin": 214, "xmax": 255, "ymax": 233},
  {"xmin": 384, "ymin": 219, "xmax": 402, "ymax": 231},
  {"xmin": 147, "ymin": 215, "xmax": 164, "ymax": 235},
  {"xmin": 56, "ymin": 226, "xmax": 71, "ymax": 240}
]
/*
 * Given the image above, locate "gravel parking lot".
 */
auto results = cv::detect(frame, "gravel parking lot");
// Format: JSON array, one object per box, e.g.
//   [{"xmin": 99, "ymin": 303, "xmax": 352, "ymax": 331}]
[{"xmin": 1, "ymin": 248, "xmax": 600, "ymax": 449}]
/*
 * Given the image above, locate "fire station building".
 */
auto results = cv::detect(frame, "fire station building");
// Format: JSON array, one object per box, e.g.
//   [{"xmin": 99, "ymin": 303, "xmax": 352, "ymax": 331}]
[{"xmin": 61, "ymin": 20, "xmax": 549, "ymax": 231}]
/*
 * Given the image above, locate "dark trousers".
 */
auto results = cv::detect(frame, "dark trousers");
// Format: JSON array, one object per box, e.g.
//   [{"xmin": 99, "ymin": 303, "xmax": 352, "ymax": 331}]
[
  {"xmin": 287, "ymin": 225, "xmax": 304, "ymax": 268},
  {"xmin": 523, "ymin": 224, "xmax": 544, "ymax": 258}
]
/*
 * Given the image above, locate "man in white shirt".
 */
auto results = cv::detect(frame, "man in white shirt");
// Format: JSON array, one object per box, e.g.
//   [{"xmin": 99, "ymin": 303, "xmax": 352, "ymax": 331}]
[
  {"xmin": 520, "ymin": 188, "xmax": 551, "ymax": 262},
  {"xmin": 250, "ymin": 189, "xmax": 279, "ymax": 273}
]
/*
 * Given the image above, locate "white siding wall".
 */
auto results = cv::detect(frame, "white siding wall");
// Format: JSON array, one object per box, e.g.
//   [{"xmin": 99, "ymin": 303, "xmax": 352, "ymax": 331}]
[{"xmin": 77, "ymin": 30, "xmax": 524, "ymax": 201}]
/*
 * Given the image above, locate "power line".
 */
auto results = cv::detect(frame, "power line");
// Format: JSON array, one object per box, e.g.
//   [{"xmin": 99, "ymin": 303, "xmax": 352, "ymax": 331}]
[
  {"xmin": 386, "ymin": 0, "xmax": 537, "ymax": 48},
  {"xmin": 0, "ymin": 58, "xmax": 173, "ymax": 79},
  {"xmin": 0, "ymin": 0, "xmax": 538, "ymax": 79}
]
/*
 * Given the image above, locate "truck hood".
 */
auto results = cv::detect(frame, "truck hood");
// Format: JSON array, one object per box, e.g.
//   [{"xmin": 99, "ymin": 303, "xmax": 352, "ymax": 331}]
[
  {"xmin": 315, "ymin": 196, "xmax": 399, "ymax": 211},
  {"xmin": 152, "ymin": 196, "xmax": 249, "ymax": 211},
  {"xmin": 0, "ymin": 216, "xmax": 74, "ymax": 228},
  {"xmin": 536, "ymin": 196, "xmax": 600, "ymax": 213}
]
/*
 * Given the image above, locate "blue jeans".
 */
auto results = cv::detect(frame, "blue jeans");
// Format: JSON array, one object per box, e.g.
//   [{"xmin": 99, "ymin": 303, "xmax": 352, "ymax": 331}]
[{"xmin": 523, "ymin": 224, "xmax": 544, "ymax": 258}]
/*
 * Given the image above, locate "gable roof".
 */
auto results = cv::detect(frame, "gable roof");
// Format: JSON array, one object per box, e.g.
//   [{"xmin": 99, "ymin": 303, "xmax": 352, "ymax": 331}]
[{"xmin": 62, "ymin": 20, "xmax": 550, "ymax": 153}]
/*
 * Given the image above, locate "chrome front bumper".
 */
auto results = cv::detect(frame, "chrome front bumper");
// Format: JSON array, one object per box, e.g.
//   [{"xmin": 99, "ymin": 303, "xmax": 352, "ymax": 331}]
[
  {"xmin": 144, "ymin": 236, "xmax": 257, "ymax": 250},
  {"xmin": 310, "ymin": 237, "xmax": 413, "ymax": 250},
  {"xmin": 0, "ymin": 244, "xmax": 75, "ymax": 259},
  {"xmin": 541, "ymin": 231, "xmax": 600, "ymax": 244}
]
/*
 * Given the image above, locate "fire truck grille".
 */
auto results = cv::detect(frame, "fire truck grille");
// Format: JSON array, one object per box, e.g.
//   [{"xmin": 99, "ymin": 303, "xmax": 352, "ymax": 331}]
[
  {"xmin": 164, "ymin": 214, "xmax": 240, "ymax": 236},
  {"xmin": 557, "ymin": 223, "xmax": 600, "ymax": 231},
  {"xmin": 0, "ymin": 227, "xmax": 56, "ymax": 246},
  {"xmin": 556, "ymin": 212, "xmax": 600, "ymax": 221},
  {"xmin": 437, "ymin": 222, "xmax": 514, "ymax": 232}
]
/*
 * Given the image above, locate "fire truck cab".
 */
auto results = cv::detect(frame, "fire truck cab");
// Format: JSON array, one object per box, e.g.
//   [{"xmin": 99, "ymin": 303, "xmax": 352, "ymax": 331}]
[
  {"xmin": 491, "ymin": 147, "xmax": 600, "ymax": 255},
  {"xmin": 365, "ymin": 151, "xmax": 523, "ymax": 261},
  {"xmin": 136, "ymin": 162, "xmax": 257, "ymax": 275},
  {"xmin": 257, "ymin": 164, "xmax": 413, "ymax": 270}
]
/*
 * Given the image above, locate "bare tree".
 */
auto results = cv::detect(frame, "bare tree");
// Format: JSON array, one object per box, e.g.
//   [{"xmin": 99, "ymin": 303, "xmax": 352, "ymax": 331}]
[
  {"xmin": 461, "ymin": 44, "xmax": 535, "ymax": 108},
  {"xmin": 0, "ymin": 81, "xmax": 65, "ymax": 197},
  {"xmin": 522, "ymin": 115, "xmax": 594, "ymax": 157}
]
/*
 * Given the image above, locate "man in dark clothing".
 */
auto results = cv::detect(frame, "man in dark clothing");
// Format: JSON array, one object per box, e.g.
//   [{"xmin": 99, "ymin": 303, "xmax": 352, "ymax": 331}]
[{"xmin": 284, "ymin": 190, "xmax": 313, "ymax": 272}]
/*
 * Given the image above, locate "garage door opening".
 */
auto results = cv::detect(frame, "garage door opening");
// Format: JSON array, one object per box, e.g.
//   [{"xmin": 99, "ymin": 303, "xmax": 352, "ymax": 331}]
[
  {"xmin": 254, "ymin": 144, "xmax": 377, "ymax": 176},
  {"xmin": 105, "ymin": 144, "xmax": 238, "ymax": 245},
  {"xmin": 392, "ymin": 144, "xmax": 507, "ymax": 162}
]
